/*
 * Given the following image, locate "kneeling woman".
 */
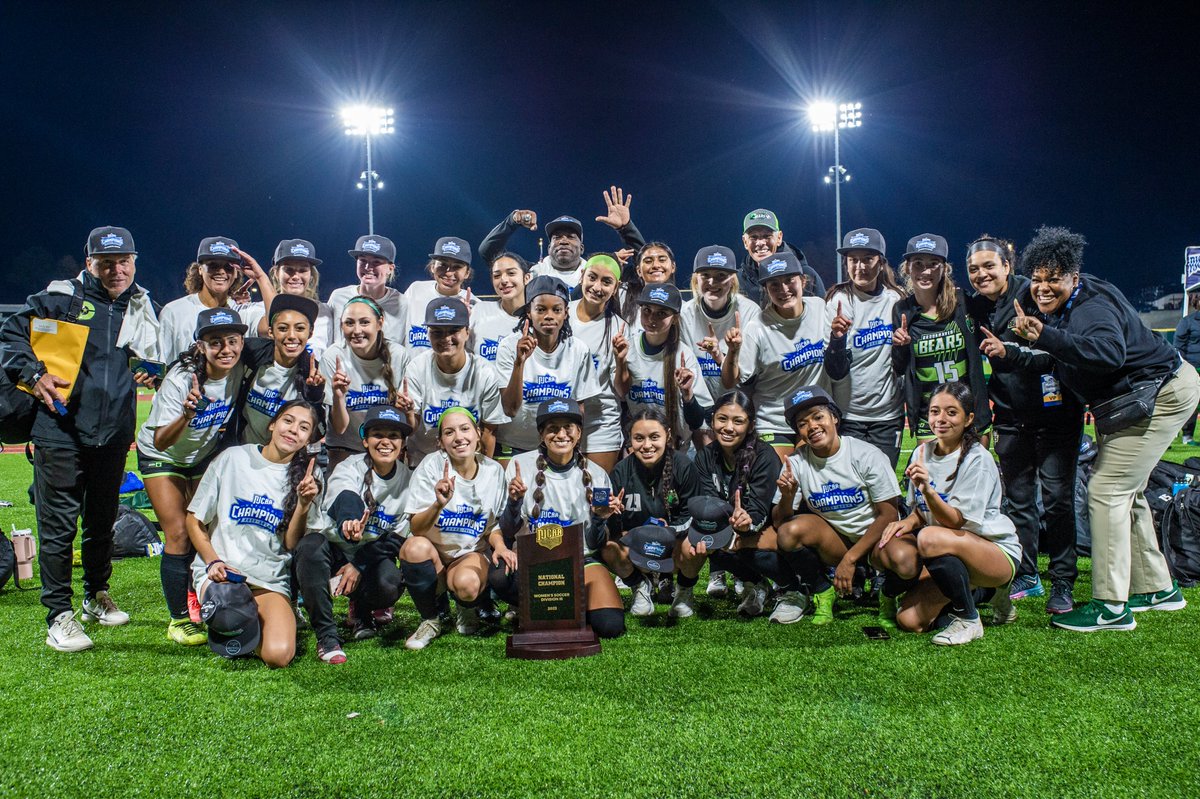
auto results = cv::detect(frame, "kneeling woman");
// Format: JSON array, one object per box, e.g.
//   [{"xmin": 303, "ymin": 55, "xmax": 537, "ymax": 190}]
[
  {"xmin": 296, "ymin": 406, "xmax": 413, "ymax": 664},
  {"xmin": 401, "ymin": 407, "xmax": 511, "ymax": 650},
  {"xmin": 186, "ymin": 400, "xmax": 321, "ymax": 667},
  {"xmin": 773, "ymin": 387, "xmax": 901, "ymax": 626},
  {"xmin": 876, "ymin": 383, "xmax": 1020, "ymax": 645},
  {"xmin": 501, "ymin": 399, "xmax": 626, "ymax": 638}
]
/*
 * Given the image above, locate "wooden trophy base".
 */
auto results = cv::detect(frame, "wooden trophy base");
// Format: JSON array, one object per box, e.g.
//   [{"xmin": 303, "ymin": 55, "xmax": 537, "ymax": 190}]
[{"xmin": 506, "ymin": 627, "xmax": 601, "ymax": 660}]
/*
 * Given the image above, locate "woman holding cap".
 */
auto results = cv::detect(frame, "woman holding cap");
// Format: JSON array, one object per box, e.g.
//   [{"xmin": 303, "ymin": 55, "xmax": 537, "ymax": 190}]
[
  {"xmin": 158, "ymin": 238, "xmax": 274, "ymax": 364},
  {"xmin": 401, "ymin": 297, "xmax": 507, "ymax": 464},
  {"xmin": 772, "ymin": 386, "xmax": 902, "ymax": 627},
  {"xmin": 245, "ymin": 239, "xmax": 337, "ymax": 359},
  {"xmin": 327, "ymin": 235, "xmax": 407, "ymax": 350},
  {"xmin": 722, "ymin": 251, "xmax": 829, "ymax": 459},
  {"xmin": 470, "ymin": 252, "xmax": 532, "ymax": 365},
  {"xmin": 494, "ymin": 276, "xmax": 600, "ymax": 463},
  {"xmin": 876, "ymin": 383, "xmax": 1020, "ymax": 645},
  {"xmin": 403, "ymin": 237, "xmax": 476, "ymax": 354},
  {"xmin": 138, "ymin": 308, "xmax": 249, "ymax": 646},
  {"xmin": 603, "ymin": 409, "xmax": 703, "ymax": 618},
  {"xmin": 295, "ymin": 405, "xmax": 413, "ymax": 664},
  {"xmin": 500, "ymin": 399, "xmax": 626, "ymax": 638},
  {"xmin": 823, "ymin": 229, "xmax": 907, "ymax": 466},
  {"xmin": 1011, "ymin": 226, "xmax": 1198, "ymax": 633},
  {"xmin": 319, "ymin": 296, "xmax": 408, "ymax": 471},
  {"xmin": 569, "ymin": 253, "xmax": 626, "ymax": 471},
  {"xmin": 965, "ymin": 234, "xmax": 1082, "ymax": 613},
  {"xmin": 891, "ymin": 234, "xmax": 990, "ymax": 440},
  {"xmin": 614, "ymin": 282, "xmax": 712, "ymax": 446},
  {"xmin": 186, "ymin": 399, "xmax": 323, "ymax": 667},
  {"xmin": 401, "ymin": 407, "xmax": 511, "ymax": 650}
]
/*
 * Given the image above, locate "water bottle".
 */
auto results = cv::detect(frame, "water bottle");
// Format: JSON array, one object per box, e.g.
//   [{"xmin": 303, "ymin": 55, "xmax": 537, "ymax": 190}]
[{"xmin": 1172, "ymin": 477, "xmax": 1190, "ymax": 496}]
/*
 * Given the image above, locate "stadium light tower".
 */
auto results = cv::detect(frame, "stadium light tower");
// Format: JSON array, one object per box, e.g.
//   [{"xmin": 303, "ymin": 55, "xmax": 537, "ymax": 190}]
[
  {"xmin": 342, "ymin": 105, "xmax": 395, "ymax": 234},
  {"xmin": 808, "ymin": 101, "xmax": 863, "ymax": 283}
]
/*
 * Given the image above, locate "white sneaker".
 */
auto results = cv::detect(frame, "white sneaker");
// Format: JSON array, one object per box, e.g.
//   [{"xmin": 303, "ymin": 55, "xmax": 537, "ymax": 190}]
[
  {"xmin": 733, "ymin": 578, "xmax": 746, "ymax": 599},
  {"xmin": 737, "ymin": 582, "xmax": 768, "ymax": 617},
  {"xmin": 630, "ymin": 580, "xmax": 654, "ymax": 617},
  {"xmin": 669, "ymin": 585, "xmax": 696, "ymax": 618},
  {"xmin": 706, "ymin": 571, "xmax": 728, "ymax": 598},
  {"xmin": 931, "ymin": 614, "xmax": 985, "ymax": 646},
  {"xmin": 405, "ymin": 618, "xmax": 442, "ymax": 650},
  {"xmin": 613, "ymin": 577, "xmax": 629, "ymax": 590},
  {"xmin": 991, "ymin": 588, "xmax": 1017, "ymax": 625},
  {"xmin": 46, "ymin": 610, "xmax": 93, "ymax": 652},
  {"xmin": 456, "ymin": 605, "xmax": 480, "ymax": 636},
  {"xmin": 81, "ymin": 591, "xmax": 130, "ymax": 626},
  {"xmin": 768, "ymin": 591, "xmax": 809, "ymax": 624}
]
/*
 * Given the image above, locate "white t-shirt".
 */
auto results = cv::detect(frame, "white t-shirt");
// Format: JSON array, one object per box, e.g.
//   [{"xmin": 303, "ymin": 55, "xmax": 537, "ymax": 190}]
[
  {"xmin": 188, "ymin": 444, "xmax": 294, "ymax": 594},
  {"xmin": 404, "ymin": 451, "xmax": 507, "ymax": 560},
  {"xmin": 569, "ymin": 301, "xmax": 624, "ymax": 450},
  {"xmin": 776, "ymin": 436, "xmax": 900, "ymax": 540},
  {"xmin": 312, "ymin": 453, "xmax": 412, "ymax": 557},
  {"xmin": 909, "ymin": 441, "xmax": 1020, "ymax": 561},
  {"xmin": 529, "ymin": 257, "xmax": 583, "ymax": 289},
  {"xmin": 327, "ymin": 286, "xmax": 408, "ymax": 351},
  {"xmin": 679, "ymin": 296, "xmax": 761, "ymax": 402},
  {"xmin": 825, "ymin": 285, "xmax": 904, "ymax": 422},
  {"xmin": 242, "ymin": 360, "xmax": 304, "ymax": 446},
  {"xmin": 242, "ymin": 299, "xmax": 337, "ymax": 360},
  {"xmin": 623, "ymin": 334, "xmax": 713, "ymax": 438},
  {"xmin": 137, "ymin": 363, "xmax": 243, "ymax": 465},
  {"xmin": 505, "ymin": 451, "xmax": 611, "ymax": 555},
  {"xmin": 493, "ymin": 335, "xmax": 600, "ymax": 451},
  {"xmin": 319, "ymin": 341, "xmax": 409, "ymax": 452},
  {"xmin": 157, "ymin": 294, "xmax": 254, "ymax": 365},
  {"xmin": 404, "ymin": 351, "xmax": 508, "ymax": 462},
  {"xmin": 470, "ymin": 300, "xmax": 519, "ymax": 364},
  {"xmin": 736, "ymin": 299, "xmax": 830, "ymax": 436},
  {"xmin": 401, "ymin": 281, "xmax": 473, "ymax": 354}
]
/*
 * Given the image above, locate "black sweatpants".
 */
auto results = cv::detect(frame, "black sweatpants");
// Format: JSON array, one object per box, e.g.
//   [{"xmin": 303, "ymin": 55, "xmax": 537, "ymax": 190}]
[
  {"xmin": 294, "ymin": 533, "xmax": 404, "ymax": 645},
  {"xmin": 33, "ymin": 443, "xmax": 127, "ymax": 625},
  {"xmin": 839, "ymin": 418, "xmax": 904, "ymax": 469}
]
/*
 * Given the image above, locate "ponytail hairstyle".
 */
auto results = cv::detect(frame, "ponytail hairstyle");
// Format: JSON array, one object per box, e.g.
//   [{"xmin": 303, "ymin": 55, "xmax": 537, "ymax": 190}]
[
  {"xmin": 272, "ymin": 399, "xmax": 321, "ymax": 538},
  {"xmin": 711, "ymin": 389, "xmax": 759, "ymax": 500},
  {"xmin": 176, "ymin": 341, "xmax": 210, "ymax": 383},
  {"xmin": 899, "ymin": 257, "xmax": 958, "ymax": 321},
  {"xmin": 659, "ymin": 311, "xmax": 684, "ymax": 446},
  {"xmin": 825, "ymin": 257, "xmax": 905, "ymax": 301},
  {"xmin": 183, "ymin": 262, "xmax": 204, "ymax": 294},
  {"xmin": 627, "ymin": 408, "xmax": 677, "ymax": 514},
  {"xmin": 967, "ymin": 233, "xmax": 1016, "ymax": 272},
  {"xmin": 344, "ymin": 295, "xmax": 398, "ymax": 403},
  {"xmin": 530, "ymin": 425, "xmax": 592, "ymax": 526},
  {"xmin": 928, "ymin": 382, "xmax": 981, "ymax": 487}
]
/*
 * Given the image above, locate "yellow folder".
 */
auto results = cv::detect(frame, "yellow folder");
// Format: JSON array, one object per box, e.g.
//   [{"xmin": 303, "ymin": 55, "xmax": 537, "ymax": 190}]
[{"xmin": 23, "ymin": 317, "xmax": 90, "ymax": 404}]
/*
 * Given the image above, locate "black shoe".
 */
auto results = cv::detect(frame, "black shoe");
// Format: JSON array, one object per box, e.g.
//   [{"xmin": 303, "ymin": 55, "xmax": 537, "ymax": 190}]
[{"xmin": 1046, "ymin": 580, "xmax": 1075, "ymax": 615}]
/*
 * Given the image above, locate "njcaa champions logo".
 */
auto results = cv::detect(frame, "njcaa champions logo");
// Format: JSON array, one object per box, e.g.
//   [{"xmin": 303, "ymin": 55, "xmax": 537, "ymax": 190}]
[
  {"xmin": 522, "ymin": 374, "xmax": 571, "ymax": 403},
  {"xmin": 763, "ymin": 258, "xmax": 789, "ymax": 276},
  {"xmin": 480, "ymin": 338, "xmax": 500, "ymax": 361},
  {"xmin": 436, "ymin": 503, "xmax": 489, "ymax": 538},
  {"xmin": 807, "ymin": 482, "xmax": 865, "ymax": 512},
  {"xmin": 246, "ymin": 387, "xmax": 283, "ymax": 418},
  {"xmin": 346, "ymin": 384, "xmax": 390, "ymax": 412},
  {"xmin": 365, "ymin": 507, "xmax": 397, "ymax": 537},
  {"xmin": 641, "ymin": 539, "xmax": 668, "ymax": 571},
  {"xmin": 848, "ymin": 232, "xmax": 871, "ymax": 247},
  {"xmin": 697, "ymin": 352, "xmax": 720, "ymax": 377},
  {"xmin": 434, "ymin": 304, "xmax": 456, "ymax": 322},
  {"xmin": 209, "ymin": 241, "xmax": 232, "ymax": 256},
  {"xmin": 188, "ymin": 398, "xmax": 233, "ymax": 430},
  {"xmin": 781, "ymin": 340, "xmax": 824, "ymax": 371},
  {"xmin": 648, "ymin": 287, "xmax": 669, "ymax": 303},
  {"xmin": 209, "ymin": 311, "xmax": 236, "ymax": 326},
  {"xmin": 229, "ymin": 494, "xmax": 285, "ymax": 533},
  {"xmin": 100, "ymin": 233, "xmax": 124, "ymax": 249},
  {"xmin": 853, "ymin": 318, "xmax": 893, "ymax": 351},
  {"xmin": 361, "ymin": 239, "xmax": 382, "ymax": 253},
  {"xmin": 706, "ymin": 251, "xmax": 728, "ymax": 267},
  {"xmin": 790, "ymin": 389, "xmax": 813, "ymax": 406},
  {"xmin": 913, "ymin": 237, "xmax": 937, "ymax": 252},
  {"xmin": 424, "ymin": 400, "xmax": 478, "ymax": 427},
  {"xmin": 629, "ymin": 378, "xmax": 665, "ymax": 405},
  {"xmin": 290, "ymin": 243, "xmax": 311, "ymax": 258},
  {"xmin": 440, "ymin": 240, "xmax": 462, "ymax": 255},
  {"xmin": 407, "ymin": 325, "xmax": 431, "ymax": 348},
  {"xmin": 534, "ymin": 509, "xmax": 570, "ymax": 549}
]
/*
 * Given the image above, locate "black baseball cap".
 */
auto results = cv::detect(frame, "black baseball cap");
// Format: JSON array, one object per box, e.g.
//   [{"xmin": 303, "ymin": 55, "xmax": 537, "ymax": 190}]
[
  {"xmin": 524, "ymin": 275, "xmax": 571, "ymax": 306},
  {"xmin": 545, "ymin": 216, "xmax": 583, "ymax": 239},
  {"xmin": 197, "ymin": 236, "xmax": 242, "ymax": 264},
  {"xmin": 359, "ymin": 404, "xmax": 413, "ymax": 438},
  {"xmin": 536, "ymin": 398, "xmax": 584, "ymax": 429},
  {"xmin": 757, "ymin": 251, "xmax": 803, "ymax": 281},
  {"xmin": 348, "ymin": 235, "xmax": 396, "ymax": 262},
  {"xmin": 268, "ymin": 293, "xmax": 319, "ymax": 327},
  {"xmin": 637, "ymin": 282, "xmax": 683, "ymax": 314},
  {"xmin": 620, "ymin": 525, "xmax": 677, "ymax": 574},
  {"xmin": 273, "ymin": 239, "xmax": 322, "ymax": 267},
  {"xmin": 694, "ymin": 245, "xmax": 737, "ymax": 273},
  {"xmin": 784, "ymin": 385, "xmax": 841, "ymax": 430},
  {"xmin": 425, "ymin": 297, "xmax": 470, "ymax": 328},
  {"xmin": 194, "ymin": 307, "xmax": 249, "ymax": 340},
  {"xmin": 686, "ymin": 496, "xmax": 735, "ymax": 551},
  {"xmin": 903, "ymin": 234, "xmax": 949, "ymax": 261},
  {"xmin": 86, "ymin": 226, "xmax": 136, "ymax": 257},
  {"xmin": 837, "ymin": 228, "xmax": 886, "ymax": 259},
  {"xmin": 429, "ymin": 236, "xmax": 472, "ymax": 265},
  {"xmin": 200, "ymin": 581, "xmax": 261, "ymax": 658}
]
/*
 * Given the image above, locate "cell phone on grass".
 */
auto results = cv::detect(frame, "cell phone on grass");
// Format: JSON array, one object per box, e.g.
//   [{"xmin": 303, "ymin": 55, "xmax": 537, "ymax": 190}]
[{"xmin": 862, "ymin": 626, "xmax": 890, "ymax": 641}]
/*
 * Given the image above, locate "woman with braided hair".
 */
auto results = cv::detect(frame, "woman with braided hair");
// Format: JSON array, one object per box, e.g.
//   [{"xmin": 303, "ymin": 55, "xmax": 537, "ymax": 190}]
[{"xmin": 500, "ymin": 399, "xmax": 626, "ymax": 639}]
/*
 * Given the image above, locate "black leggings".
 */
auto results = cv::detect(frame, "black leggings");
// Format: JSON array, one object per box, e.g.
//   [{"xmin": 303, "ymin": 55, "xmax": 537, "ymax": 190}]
[{"xmin": 295, "ymin": 533, "xmax": 404, "ymax": 645}]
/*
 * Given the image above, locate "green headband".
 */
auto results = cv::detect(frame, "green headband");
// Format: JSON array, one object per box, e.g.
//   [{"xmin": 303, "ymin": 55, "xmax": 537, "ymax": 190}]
[
  {"xmin": 345, "ymin": 296, "xmax": 383, "ymax": 317},
  {"xmin": 437, "ymin": 406, "xmax": 478, "ymax": 428},
  {"xmin": 586, "ymin": 254, "xmax": 621, "ymax": 281}
]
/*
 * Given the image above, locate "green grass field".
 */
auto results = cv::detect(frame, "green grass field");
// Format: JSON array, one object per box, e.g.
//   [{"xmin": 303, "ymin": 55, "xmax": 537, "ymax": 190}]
[{"xmin": 2, "ymin": 410, "xmax": 1199, "ymax": 798}]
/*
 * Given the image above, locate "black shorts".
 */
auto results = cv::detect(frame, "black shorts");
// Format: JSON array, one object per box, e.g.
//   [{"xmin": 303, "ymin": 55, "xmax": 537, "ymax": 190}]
[
  {"xmin": 136, "ymin": 448, "xmax": 213, "ymax": 481},
  {"xmin": 758, "ymin": 431, "xmax": 796, "ymax": 447},
  {"xmin": 495, "ymin": 443, "xmax": 528, "ymax": 459}
]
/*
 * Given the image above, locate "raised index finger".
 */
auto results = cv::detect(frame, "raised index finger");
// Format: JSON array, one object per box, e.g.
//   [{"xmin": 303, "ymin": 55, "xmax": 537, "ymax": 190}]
[
  {"xmin": 1012, "ymin": 299, "xmax": 1026, "ymax": 319},
  {"xmin": 305, "ymin": 458, "xmax": 316, "ymax": 478}
]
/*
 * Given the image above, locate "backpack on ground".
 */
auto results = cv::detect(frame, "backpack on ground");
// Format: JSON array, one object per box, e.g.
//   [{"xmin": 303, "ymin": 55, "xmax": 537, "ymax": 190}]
[
  {"xmin": 0, "ymin": 532, "xmax": 14, "ymax": 590},
  {"xmin": 112, "ymin": 506, "xmax": 163, "ymax": 559},
  {"xmin": 1158, "ymin": 486, "xmax": 1200, "ymax": 587}
]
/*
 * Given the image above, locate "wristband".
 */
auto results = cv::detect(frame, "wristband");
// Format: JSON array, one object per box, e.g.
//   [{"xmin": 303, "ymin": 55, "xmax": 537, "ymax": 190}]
[{"xmin": 206, "ymin": 559, "xmax": 224, "ymax": 570}]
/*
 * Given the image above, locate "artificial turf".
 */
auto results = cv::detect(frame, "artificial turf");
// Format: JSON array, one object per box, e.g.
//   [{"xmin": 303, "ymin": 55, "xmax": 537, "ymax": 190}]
[{"xmin": 1, "ymin": 422, "xmax": 1199, "ymax": 798}]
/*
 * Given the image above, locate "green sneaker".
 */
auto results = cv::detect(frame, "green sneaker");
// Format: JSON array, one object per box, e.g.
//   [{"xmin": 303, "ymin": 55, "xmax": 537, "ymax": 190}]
[
  {"xmin": 878, "ymin": 594, "xmax": 898, "ymax": 630},
  {"xmin": 1128, "ymin": 582, "xmax": 1187, "ymax": 613},
  {"xmin": 167, "ymin": 618, "xmax": 208, "ymax": 646},
  {"xmin": 810, "ymin": 587, "xmax": 835, "ymax": 626},
  {"xmin": 1050, "ymin": 599, "xmax": 1136, "ymax": 632}
]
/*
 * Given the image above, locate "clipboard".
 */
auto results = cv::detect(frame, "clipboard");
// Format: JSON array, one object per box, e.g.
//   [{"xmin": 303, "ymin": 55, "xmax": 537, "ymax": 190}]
[{"xmin": 23, "ymin": 317, "xmax": 90, "ymax": 404}]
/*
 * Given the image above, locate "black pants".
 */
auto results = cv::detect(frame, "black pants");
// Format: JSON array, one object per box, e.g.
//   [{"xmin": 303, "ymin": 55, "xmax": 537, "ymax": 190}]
[
  {"xmin": 839, "ymin": 417, "xmax": 904, "ymax": 468},
  {"xmin": 33, "ymin": 443, "xmax": 127, "ymax": 625},
  {"xmin": 294, "ymin": 533, "xmax": 404, "ymax": 645},
  {"xmin": 994, "ymin": 418, "xmax": 1081, "ymax": 584}
]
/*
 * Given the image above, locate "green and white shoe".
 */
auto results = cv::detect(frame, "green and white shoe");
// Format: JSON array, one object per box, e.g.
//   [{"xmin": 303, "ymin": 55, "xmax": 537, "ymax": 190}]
[
  {"xmin": 1050, "ymin": 599, "xmax": 1136, "ymax": 632},
  {"xmin": 1128, "ymin": 582, "xmax": 1187, "ymax": 613}
]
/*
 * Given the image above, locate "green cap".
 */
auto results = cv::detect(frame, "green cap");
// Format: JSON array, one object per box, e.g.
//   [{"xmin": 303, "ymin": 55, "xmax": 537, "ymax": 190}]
[{"xmin": 743, "ymin": 209, "xmax": 780, "ymax": 232}]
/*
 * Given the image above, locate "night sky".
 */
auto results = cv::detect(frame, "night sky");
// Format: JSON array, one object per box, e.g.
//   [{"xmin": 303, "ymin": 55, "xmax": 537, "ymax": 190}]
[{"xmin": 4, "ymin": 2, "xmax": 1195, "ymax": 305}]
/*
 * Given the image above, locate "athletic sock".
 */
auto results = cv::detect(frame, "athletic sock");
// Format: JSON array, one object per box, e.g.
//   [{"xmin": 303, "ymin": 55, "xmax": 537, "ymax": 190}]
[
  {"xmin": 881, "ymin": 569, "xmax": 919, "ymax": 599},
  {"xmin": 623, "ymin": 570, "xmax": 645, "ymax": 587},
  {"xmin": 751, "ymin": 549, "xmax": 799, "ymax": 591},
  {"xmin": 401, "ymin": 560, "xmax": 440, "ymax": 620},
  {"xmin": 780, "ymin": 547, "xmax": 829, "ymax": 594},
  {"xmin": 677, "ymin": 573, "xmax": 698, "ymax": 589},
  {"xmin": 161, "ymin": 552, "xmax": 193, "ymax": 620},
  {"xmin": 925, "ymin": 554, "xmax": 978, "ymax": 619}
]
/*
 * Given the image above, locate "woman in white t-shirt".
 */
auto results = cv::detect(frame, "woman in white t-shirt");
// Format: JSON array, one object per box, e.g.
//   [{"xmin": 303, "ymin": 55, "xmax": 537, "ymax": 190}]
[
  {"xmin": 139, "ymin": 308, "xmax": 249, "ymax": 647},
  {"xmin": 494, "ymin": 276, "xmax": 600, "ymax": 462},
  {"xmin": 401, "ymin": 408, "xmax": 512, "ymax": 650},
  {"xmin": 500, "ymin": 399, "xmax": 625, "ymax": 639},
  {"xmin": 470, "ymin": 252, "xmax": 530, "ymax": 365},
  {"xmin": 876, "ymin": 382, "xmax": 1020, "ymax": 646},
  {"xmin": 402, "ymin": 236, "xmax": 476, "ymax": 354},
  {"xmin": 186, "ymin": 399, "xmax": 322, "ymax": 668},
  {"xmin": 722, "ymin": 250, "xmax": 829, "ymax": 459},
  {"xmin": 245, "ymin": 239, "xmax": 337, "ymax": 359},
  {"xmin": 618, "ymin": 241, "xmax": 678, "ymax": 323},
  {"xmin": 327, "ymin": 235, "xmax": 408, "ymax": 349},
  {"xmin": 569, "ymin": 253, "xmax": 626, "ymax": 471},
  {"xmin": 319, "ymin": 296, "xmax": 407, "ymax": 470},
  {"xmin": 772, "ymin": 386, "xmax": 901, "ymax": 628}
]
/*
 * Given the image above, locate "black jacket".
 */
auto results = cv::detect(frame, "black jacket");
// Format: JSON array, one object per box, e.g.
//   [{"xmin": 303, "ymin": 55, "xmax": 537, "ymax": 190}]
[
  {"xmin": 1, "ymin": 271, "xmax": 148, "ymax": 449},
  {"xmin": 606, "ymin": 450, "xmax": 703, "ymax": 535},
  {"xmin": 692, "ymin": 438, "xmax": 781, "ymax": 535},
  {"xmin": 1036, "ymin": 274, "xmax": 1179, "ymax": 405},
  {"xmin": 737, "ymin": 241, "xmax": 826, "ymax": 303},
  {"xmin": 478, "ymin": 214, "xmax": 645, "ymax": 267}
]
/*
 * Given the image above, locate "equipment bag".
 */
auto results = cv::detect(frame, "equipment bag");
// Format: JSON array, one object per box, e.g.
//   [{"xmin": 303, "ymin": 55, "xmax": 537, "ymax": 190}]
[
  {"xmin": 1159, "ymin": 486, "xmax": 1200, "ymax": 587},
  {"xmin": 0, "ymin": 533, "xmax": 14, "ymax": 590},
  {"xmin": 112, "ymin": 506, "xmax": 163, "ymax": 558}
]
